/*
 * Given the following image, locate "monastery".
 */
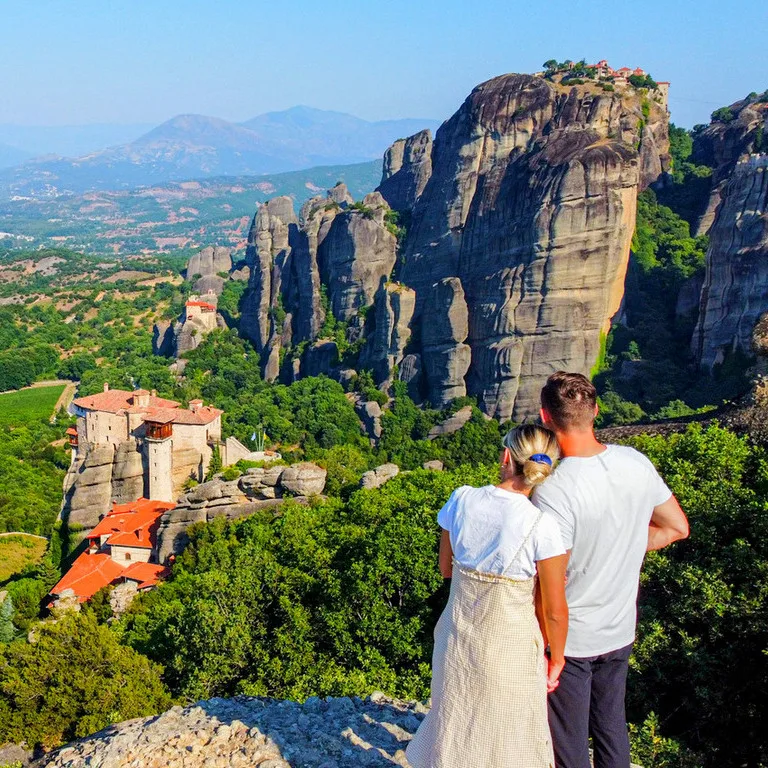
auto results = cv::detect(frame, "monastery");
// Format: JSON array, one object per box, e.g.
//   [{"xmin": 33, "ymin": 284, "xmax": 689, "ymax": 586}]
[{"xmin": 69, "ymin": 385, "xmax": 223, "ymax": 502}]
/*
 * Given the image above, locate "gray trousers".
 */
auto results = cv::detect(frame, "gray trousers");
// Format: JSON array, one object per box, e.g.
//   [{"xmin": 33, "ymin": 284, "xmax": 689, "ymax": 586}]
[{"xmin": 547, "ymin": 643, "xmax": 633, "ymax": 768}]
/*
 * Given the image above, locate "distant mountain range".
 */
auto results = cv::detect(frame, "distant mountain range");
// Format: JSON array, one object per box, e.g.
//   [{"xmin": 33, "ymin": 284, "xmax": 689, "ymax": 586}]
[
  {"xmin": 0, "ymin": 107, "xmax": 439, "ymax": 197},
  {"xmin": 0, "ymin": 123, "xmax": 155, "ymax": 163}
]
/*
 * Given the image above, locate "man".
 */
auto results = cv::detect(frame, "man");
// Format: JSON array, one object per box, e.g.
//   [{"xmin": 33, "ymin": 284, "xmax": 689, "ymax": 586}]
[{"xmin": 532, "ymin": 372, "xmax": 689, "ymax": 768}]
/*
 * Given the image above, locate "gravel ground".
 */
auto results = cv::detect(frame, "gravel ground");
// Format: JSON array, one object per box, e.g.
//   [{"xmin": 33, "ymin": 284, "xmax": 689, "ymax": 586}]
[{"xmin": 36, "ymin": 693, "xmax": 427, "ymax": 768}]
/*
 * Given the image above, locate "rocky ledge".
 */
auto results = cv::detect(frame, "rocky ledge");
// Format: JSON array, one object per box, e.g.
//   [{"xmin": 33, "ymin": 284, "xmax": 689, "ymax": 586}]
[{"xmin": 37, "ymin": 693, "xmax": 425, "ymax": 768}]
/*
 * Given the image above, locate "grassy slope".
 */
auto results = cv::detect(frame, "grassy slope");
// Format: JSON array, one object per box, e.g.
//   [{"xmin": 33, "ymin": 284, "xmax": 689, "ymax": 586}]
[
  {"xmin": 0, "ymin": 534, "xmax": 47, "ymax": 582},
  {"xmin": 0, "ymin": 385, "xmax": 66, "ymax": 428}
]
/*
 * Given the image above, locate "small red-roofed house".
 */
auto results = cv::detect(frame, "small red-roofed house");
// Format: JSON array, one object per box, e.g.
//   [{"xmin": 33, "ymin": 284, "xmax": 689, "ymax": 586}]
[
  {"xmin": 50, "ymin": 498, "xmax": 174, "ymax": 603},
  {"xmin": 49, "ymin": 552, "xmax": 126, "ymax": 603},
  {"xmin": 120, "ymin": 562, "xmax": 170, "ymax": 591}
]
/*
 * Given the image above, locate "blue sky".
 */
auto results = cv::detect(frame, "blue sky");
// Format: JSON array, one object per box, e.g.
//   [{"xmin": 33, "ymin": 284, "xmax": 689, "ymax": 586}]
[{"xmin": 1, "ymin": 0, "xmax": 765, "ymax": 129}]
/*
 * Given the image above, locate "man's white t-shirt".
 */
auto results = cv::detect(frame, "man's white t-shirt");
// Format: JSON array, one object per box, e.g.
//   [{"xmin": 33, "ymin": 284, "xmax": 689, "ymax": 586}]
[
  {"xmin": 438, "ymin": 485, "xmax": 566, "ymax": 580},
  {"xmin": 532, "ymin": 444, "xmax": 671, "ymax": 657}
]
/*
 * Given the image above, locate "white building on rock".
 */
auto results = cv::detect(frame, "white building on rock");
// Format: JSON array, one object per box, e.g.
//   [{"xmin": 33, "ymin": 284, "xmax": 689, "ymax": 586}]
[{"xmin": 70, "ymin": 385, "xmax": 223, "ymax": 503}]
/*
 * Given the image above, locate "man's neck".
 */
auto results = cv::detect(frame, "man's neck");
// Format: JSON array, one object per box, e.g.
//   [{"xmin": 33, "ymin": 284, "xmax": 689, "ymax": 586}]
[{"xmin": 555, "ymin": 428, "xmax": 606, "ymax": 458}]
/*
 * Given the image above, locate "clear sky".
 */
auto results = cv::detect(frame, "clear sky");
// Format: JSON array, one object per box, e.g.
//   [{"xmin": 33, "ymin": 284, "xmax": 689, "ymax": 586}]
[{"xmin": 1, "ymin": 0, "xmax": 765, "ymax": 129}]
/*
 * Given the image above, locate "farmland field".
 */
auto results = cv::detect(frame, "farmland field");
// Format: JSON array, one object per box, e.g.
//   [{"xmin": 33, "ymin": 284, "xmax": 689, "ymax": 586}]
[
  {"xmin": 0, "ymin": 533, "xmax": 48, "ymax": 582},
  {"xmin": 0, "ymin": 384, "xmax": 66, "ymax": 428}
]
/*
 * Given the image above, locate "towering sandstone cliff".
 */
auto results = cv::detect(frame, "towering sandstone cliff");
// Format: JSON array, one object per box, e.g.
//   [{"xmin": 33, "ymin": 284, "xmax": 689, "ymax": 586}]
[
  {"xmin": 239, "ymin": 73, "xmax": 669, "ymax": 418},
  {"xmin": 690, "ymin": 97, "xmax": 768, "ymax": 368}
]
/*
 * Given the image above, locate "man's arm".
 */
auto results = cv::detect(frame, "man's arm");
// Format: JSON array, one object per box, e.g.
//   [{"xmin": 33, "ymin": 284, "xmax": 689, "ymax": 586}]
[{"xmin": 647, "ymin": 495, "xmax": 689, "ymax": 551}]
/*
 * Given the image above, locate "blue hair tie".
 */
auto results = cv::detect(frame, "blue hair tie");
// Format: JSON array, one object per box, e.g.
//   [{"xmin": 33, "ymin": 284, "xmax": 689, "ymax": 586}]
[{"xmin": 530, "ymin": 453, "xmax": 553, "ymax": 466}]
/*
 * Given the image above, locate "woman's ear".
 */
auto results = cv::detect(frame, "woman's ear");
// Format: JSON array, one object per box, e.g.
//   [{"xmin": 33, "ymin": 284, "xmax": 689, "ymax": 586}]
[{"xmin": 501, "ymin": 447, "xmax": 512, "ymax": 467}]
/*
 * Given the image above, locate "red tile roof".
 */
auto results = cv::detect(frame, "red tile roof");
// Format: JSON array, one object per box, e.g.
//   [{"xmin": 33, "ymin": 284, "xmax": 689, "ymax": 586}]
[
  {"xmin": 50, "ymin": 552, "xmax": 125, "ymax": 602},
  {"xmin": 121, "ymin": 562, "xmax": 170, "ymax": 589},
  {"xmin": 72, "ymin": 388, "xmax": 221, "ymax": 426},
  {"xmin": 73, "ymin": 389, "xmax": 180, "ymax": 414},
  {"xmin": 88, "ymin": 498, "xmax": 175, "ymax": 549},
  {"xmin": 66, "ymin": 426, "xmax": 78, "ymax": 436},
  {"xmin": 170, "ymin": 406, "xmax": 223, "ymax": 425},
  {"xmin": 186, "ymin": 301, "xmax": 217, "ymax": 310}
]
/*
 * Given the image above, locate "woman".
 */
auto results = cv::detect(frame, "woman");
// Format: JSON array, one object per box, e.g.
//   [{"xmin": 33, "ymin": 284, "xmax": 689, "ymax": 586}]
[{"xmin": 406, "ymin": 424, "xmax": 569, "ymax": 768}]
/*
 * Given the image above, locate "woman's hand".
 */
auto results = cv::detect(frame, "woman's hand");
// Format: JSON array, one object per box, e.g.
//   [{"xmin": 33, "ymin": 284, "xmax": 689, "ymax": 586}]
[{"xmin": 547, "ymin": 656, "xmax": 565, "ymax": 693}]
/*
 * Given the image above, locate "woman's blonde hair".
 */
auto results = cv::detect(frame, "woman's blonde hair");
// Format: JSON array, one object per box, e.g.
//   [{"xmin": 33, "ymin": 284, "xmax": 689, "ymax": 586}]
[{"xmin": 501, "ymin": 424, "xmax": 560, "ymax": 488}]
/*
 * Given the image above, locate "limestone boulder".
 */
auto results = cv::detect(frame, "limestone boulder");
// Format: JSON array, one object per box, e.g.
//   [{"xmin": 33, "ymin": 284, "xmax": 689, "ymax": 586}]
[
  {"xmin": 428, "ymin": 405, "xmax": 474, "ymax": 439},
  {"xmin": 280, "ymin": 462, "xmax": 327, "ymax": 496},
  {"xmin": 360, "ymin": 463, "xmax": 400, "ymax": 490},
  {"xmin": 423, "ymin": 459, "xmax": 444, "ymax": 471}
]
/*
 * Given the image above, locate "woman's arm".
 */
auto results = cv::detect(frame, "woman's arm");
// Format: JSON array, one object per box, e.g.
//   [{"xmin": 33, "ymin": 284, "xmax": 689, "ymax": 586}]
[
  {"xmin": 439, "ymin": 529, "xmax": 453, "ymax": 578},
  {"xmin": 536, "ymin": 553, "xmax": 569, "ymax": 692}
]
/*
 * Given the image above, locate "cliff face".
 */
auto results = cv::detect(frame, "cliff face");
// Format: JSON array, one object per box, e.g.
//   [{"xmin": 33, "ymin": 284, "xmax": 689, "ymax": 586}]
[
  {"xmin": 693, "ymin": 156, "xmax": 768, "ymax": 367},
  {"xmin": 240, "ymin": 184, "xmax": 399, "ymax": 381},
  {"xmin": 691, "ymin": 99, "xmax": 768, "ymax": 367},
  {"xmin": 238, "ymin": 73, "xmax": 669, "ymax": 418},
  {"xmin": 693, "ymin": 98, "xmax": 767, "ymax": 236},
  {"xmin": 395, "ymin": 74, "xmax": 666, "ymax": 419}
]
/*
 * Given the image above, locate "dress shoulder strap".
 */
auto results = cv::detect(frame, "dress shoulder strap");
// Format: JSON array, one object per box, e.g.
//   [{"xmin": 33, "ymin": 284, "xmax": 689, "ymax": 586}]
[{"xmin": 501, "ymin": 508, "xmax": 544, "ymax": 578}]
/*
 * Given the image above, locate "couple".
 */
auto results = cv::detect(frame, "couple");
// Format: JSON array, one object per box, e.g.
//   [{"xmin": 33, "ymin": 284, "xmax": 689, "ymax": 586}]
[{"xmin": 406, "ymin": 372, "xmax": 690, "ymax": 768}]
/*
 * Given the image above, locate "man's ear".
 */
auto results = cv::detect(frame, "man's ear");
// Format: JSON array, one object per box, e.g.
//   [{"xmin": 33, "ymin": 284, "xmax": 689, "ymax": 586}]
[
  {"xmin": 594, "ymin": 403, "xmax": 599, "ymax": 418},
  {"xmin": 540, "ymin": 407, "xmax": 551, "ymax": 427}
]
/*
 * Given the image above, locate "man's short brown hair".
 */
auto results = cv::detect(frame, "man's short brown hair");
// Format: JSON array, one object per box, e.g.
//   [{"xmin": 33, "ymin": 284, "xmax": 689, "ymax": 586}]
[{"xmin": 540, "ymin": 371, "xmax": 598, "ymax": 430}]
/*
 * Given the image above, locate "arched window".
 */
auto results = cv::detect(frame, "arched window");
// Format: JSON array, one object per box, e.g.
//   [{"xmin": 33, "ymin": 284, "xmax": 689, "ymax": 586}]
[{"xmin": 125, "ymin": 552, "xmax": 131, "ymax": 561}]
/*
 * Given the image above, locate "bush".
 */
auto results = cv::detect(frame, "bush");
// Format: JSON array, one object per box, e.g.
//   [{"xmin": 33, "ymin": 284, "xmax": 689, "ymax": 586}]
[
  {"xmin": 711, "ymin": 106, "xmax": 735, "ymax": 123},
  {"xmin": 0, "ymin": 612, "xmax": 172, "ymax": 749},
  {"xmin": 626, "ymin": 424, "xmax": 768, "ymax": 765}
]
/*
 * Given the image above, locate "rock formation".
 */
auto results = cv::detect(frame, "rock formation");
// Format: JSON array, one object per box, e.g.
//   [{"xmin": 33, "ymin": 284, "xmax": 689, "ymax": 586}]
[
  {"xmin": 690, "ymin": 98, "xmax": 768, "ymax": 368},
  {"xmin": 36, "ymin": 694, "xmax": 426, "ymax": 768},
  {"xmin": 187, "ymin": 245, "xmax": 233, "ymax": 295},
  {"xmin": 692, "ymin": 156, "xmax": 768, "ymax": 367},
  {"xmin": 152, "ymin": 292, "xmax": 227, "ymax": 358},
  {"xmin": 359, "ymin": 463, "xmax": 400, "ymax": 490},
  {"xmin": 156, "ymin": 463, "xmax": 326, "ymax": 562},
  {"xmin": 378, "ymin": 129, "xmax": 433, "ymax": 212},
  {"xmin": 239, "ymin": 184, "xmax": 400, "ymax": 382},
  {"xmin": 235, "ymin": 73, "xmax": 669, "ymax": 419},
  {"xmin": 61, "ymin": 443, "xmax": 145, "ymax": 529}
]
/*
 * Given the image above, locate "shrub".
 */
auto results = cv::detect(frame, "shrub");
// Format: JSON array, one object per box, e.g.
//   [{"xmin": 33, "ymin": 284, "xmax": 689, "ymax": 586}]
[
  {"xmin": 711, "ymin": 106, "xmax": 735, "ymax": 123},
  {"xmin": 0, "ymin": 612, "xmax": 172, "ymax": 749}
]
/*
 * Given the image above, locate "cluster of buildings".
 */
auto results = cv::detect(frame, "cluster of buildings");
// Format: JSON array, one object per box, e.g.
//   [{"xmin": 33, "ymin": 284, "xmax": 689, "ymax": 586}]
[
  {"xmin": 68, "ymin": 384, "xmax": 223, "ymax": 502},
  {"xmin": 51, "ymin": 386, "xmax": 226, "ymax": 606},
  {"xmin": 540, "ymin": 59, "xmax": 670, "ymax": 107},
  {"xmin": 51, "ymin": 498, "xmax": 174, "ymax": 604}
]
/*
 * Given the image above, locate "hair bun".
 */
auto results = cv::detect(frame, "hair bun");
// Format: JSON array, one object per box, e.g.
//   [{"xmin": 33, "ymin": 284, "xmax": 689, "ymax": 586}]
[{"xmin": 522, "ymin": 458, "xmax": 553, "ymax": 487}]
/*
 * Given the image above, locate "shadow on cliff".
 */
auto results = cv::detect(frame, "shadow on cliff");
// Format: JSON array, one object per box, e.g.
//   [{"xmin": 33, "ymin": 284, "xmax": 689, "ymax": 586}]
[{"xmin": 195, "ymin": 697, "xmax": 420, "ymax": 765}]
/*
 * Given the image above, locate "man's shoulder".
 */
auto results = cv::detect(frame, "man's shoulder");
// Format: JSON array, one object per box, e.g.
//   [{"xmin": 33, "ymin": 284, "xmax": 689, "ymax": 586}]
[{"xmin": 606, "ymin": 444, "xmax": 658, "ymax": 473}]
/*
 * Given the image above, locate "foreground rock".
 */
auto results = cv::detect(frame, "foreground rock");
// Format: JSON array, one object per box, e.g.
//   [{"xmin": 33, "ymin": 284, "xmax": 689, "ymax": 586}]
[{"xmin": 37, "ymin": 694, "xmax": 425, "ymax": 768}]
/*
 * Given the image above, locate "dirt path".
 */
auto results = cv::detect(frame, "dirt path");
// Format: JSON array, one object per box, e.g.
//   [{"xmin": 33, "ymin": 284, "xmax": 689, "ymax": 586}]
[
  {"xmin": 0, "ymin": 532, "xmax": 49, "ymax": 540},
  {"xmin": 51, "ymin": 380, "xmax": 78, "ymax": 421}
]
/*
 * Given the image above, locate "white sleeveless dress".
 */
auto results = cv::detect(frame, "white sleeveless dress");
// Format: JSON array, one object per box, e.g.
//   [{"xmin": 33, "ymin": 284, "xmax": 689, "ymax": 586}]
[{"xmin": 406, "ymin": 512, "xmax": 554, "ymax": 768}]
